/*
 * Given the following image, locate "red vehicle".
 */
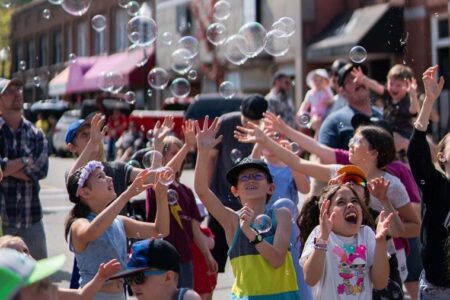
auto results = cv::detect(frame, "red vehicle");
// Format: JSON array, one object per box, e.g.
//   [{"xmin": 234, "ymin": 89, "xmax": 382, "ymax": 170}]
[{"xmin": 128, "ymin": 109, "xmax": 186, "ymax": 139}]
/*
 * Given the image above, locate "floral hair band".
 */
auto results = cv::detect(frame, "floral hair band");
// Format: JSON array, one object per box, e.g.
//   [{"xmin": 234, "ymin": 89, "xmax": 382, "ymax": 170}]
[{"xmin": 76, "ymin": 161, "xmax": 104, "ymax": 197}]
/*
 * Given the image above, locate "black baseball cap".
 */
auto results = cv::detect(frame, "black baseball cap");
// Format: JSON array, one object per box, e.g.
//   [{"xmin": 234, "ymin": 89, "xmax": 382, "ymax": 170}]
[
  {"xmin": 226, "ymin": 156, "xmax": 273, "ymax": 186},
  {"xmin": 338, "ymin": 63, "xmax": 368, "ymax": 87},
  {"xmin": 240, "ymin": 94, "xmax": 268, "ymax": 121}
]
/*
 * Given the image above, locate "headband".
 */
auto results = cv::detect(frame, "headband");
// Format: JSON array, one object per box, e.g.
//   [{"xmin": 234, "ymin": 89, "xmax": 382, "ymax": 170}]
[{"xmin": 76, "ymin": 161, "xmax": 104, "ymax": 197}]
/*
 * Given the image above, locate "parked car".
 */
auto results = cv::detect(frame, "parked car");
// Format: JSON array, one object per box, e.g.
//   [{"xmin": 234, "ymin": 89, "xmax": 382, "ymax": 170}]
[{"xmin": 52, "ymin": 109, "xmax": 81, "ymax": 156}]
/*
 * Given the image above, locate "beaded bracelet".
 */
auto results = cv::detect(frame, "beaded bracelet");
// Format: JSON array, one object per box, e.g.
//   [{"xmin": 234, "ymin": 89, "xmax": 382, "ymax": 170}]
[{"xmin": 313, "ymin": 244, "xmax": 327, "ymax": 251}]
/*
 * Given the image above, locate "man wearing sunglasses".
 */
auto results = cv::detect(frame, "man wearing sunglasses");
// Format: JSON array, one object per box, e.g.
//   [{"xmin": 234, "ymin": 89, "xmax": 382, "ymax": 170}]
[{"xmin": 110, "ymin": 239, "xmax": 200, "ymax": 300}]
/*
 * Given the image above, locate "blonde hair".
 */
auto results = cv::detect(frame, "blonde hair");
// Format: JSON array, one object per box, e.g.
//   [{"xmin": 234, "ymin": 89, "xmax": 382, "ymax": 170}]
[{"xmin": 387, "ymin": 64, "xmax": 413, "ymax": 81}]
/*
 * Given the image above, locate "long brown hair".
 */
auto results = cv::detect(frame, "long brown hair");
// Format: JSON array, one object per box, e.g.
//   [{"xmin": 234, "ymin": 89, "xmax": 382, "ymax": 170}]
[{"xmin": 297, "ymin": 184, "xmax": 375, "ymax": 251}]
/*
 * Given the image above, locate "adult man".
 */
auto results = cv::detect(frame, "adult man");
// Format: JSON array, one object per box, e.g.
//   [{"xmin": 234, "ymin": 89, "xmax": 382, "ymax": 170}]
[
  {"xmin": 318, "ymin": 63, "xmax": 383, "ymax": 150},
  {"xmin": 208, "ymin": 94, "xmax": 268, "ymax": 273},
  {"xmin": 265, "ymin": 71, "xmax": 295, "ymax": 127},
  {"xmin": 0, "ymin": 77, "xmax": 49, "ymax": 260},
  {"xmin": 111, "ymin": 239, "xmax": 201, "ymax": 300}
]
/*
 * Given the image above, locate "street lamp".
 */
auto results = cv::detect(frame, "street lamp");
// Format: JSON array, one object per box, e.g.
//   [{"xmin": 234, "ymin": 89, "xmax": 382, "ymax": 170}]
[{"xmin": 0, "ymin": 48, "xmax": 9, "ymax": 78}]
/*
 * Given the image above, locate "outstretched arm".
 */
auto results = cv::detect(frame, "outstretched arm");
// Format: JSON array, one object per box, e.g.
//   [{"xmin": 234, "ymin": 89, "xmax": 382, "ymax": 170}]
[{"xmin": 352, "ymin": 67, "xmax": 385, "ymax": 95}]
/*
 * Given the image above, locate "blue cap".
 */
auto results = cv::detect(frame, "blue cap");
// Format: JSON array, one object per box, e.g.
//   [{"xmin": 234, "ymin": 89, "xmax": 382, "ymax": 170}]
[
  {"xmin": 109, "ymin": 239, "xmax": 180, "ymax": 279},
  {"xmin": 65, "ymin": 119, "xmax": 89, "ymax": 144}
]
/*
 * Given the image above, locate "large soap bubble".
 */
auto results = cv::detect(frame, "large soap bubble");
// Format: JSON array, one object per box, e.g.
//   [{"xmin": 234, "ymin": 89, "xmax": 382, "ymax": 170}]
[
  {"xmin": 271, "ymin": 17, "xmax": 295, "ymax": 37},
  {"xmin": 127, "ymin": 16, "xmax": 158, "ymax": 47},
  {"xmin": 264, "ymin": 29, "xmax": 290, "ymax": 57},
  {"xmin": 206, "ymin": 23, "xmax": 228, "ymax": 46},
  {"xmin": 170, "ymin": 78, "xmax": 191, "ymax": 98},
  {"xmin": 99, "ymin": 71, "xmax": 125, "ymax": 94},
  {"xmin": 92, "ymin": 15, "xmax": 107, "ymax": 32},
  {"xmin": 178, "ymin": 36, "xmax": 199, "ymax": 59},
  {"xmin": 213, "ymin": 0, "xmax": 231, "ymax": 20},
  {"xmin": 238, "ymin": 22, "xmax": 267, "ymax": 58},
  {"xmin": 252, "ymin": 214, "xmax": 272, "ymax": 234},
  {"xmin": 171, "ymin": 49, "xmax": 194, "ymax": 75},
  {"xmin": 224, "ymin": 34, "xmax": 248, "ymax": 65},
  {"xmin": 147, "ymin": 67, "xmax": 169, "ymax": 90},
  {"xmin": 61, "ymin": 0, "xmax": 92, "ymax": 16},
  {"xmin": 219, "ymin": 81, "xmax": 236, "ymax": 99},
  {"xmin": 349, "ymin": 46, "xmax": 367, "ymax": 63}
]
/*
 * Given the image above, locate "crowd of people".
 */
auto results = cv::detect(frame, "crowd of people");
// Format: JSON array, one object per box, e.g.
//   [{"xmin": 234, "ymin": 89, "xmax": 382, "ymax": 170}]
[{"xmin": 0, "ymin": 60, "xmax": 449, "ymax": 300}]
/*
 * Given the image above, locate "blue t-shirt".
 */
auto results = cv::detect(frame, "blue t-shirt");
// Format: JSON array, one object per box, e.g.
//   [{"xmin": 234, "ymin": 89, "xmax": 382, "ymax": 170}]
[{"xmin": 318, "ymin": 105, "xmax": 383, "ymax": 150}]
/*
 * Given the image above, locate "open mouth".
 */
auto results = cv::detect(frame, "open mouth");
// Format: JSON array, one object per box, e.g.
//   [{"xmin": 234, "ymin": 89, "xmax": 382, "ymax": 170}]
[{"xmin": 345, "ymin": 212, "xmax": 358, "ymax": 224}]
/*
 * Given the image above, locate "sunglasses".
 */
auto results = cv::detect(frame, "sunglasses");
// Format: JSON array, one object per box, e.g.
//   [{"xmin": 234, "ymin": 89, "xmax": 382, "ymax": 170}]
[
  {"xmin": 341, "ymin": 174, "xmax": 367, "ymax": 188},
  {"xmin": 124, "ymin": 269, "xmax": 167, "ymax": 286},
  {"xmin": 238, "ymin": 172, "xmax": 266, "ymax": 182}
]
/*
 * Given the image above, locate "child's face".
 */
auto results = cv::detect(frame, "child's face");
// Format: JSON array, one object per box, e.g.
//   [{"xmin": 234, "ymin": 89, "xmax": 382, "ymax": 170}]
[
  {"xmin": 232, "ymin": 168, "xmax": 274, "ymax": 202},
  {"xmin": 84, "ymin": 169, "xmax": 116, "ymax": 202},
  {"xmin": 69, "ymin": 125, "xmax": 91, "ymax": 156},
  {"xmin": 313, "ymin": 75, "xmax": 329, "ymax": 90},
  {"xmin": 163, "ymin": 143, "xmax": 181, "ymax": 164},
  {"xmin": 328, "ymin": 187, "xmax": 363, "ymax": 237},
  {"xmin": 387, "ymin": 77, "xmax": 408, "ymax": 101},
  {"xmin": 348, "ymin": 133, "xmax": 376, "ymax": 166},
  {"xmin": 129, "ymin": 270, "xmax": 173, "ymax": 300}
]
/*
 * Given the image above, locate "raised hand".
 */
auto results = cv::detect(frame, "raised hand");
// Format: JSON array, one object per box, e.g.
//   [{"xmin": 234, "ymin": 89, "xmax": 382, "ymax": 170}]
[
  {"xmin": 90, "ymin": 113, "xmax": 106, "ymax": 144},
  {"xmin": 408, "ymin": 77, "xmax": 418, "ymax": 97},
  {"xmin": 234, "ymin": 122, "xmax": 268, "ymax": 144},
  {"xmin": 375, "ymin": 210, "xmax": 393, "ymax": 241},
  {"xmin": 351, "ymin": 66, "xmax": 366, "ymax": 85},
  {"xmin": 98, "ymin": 259, "xmax": 122, "ymax": 280},
  {"xmin": 319, "ymin": 200, "xmax": 334, "ymax": 240},
  {"xmin": 239, "ymin": 204, "xmax": 255, "ymax": 230},
  {"xmin": 182, "ymin": 120, "xmax": 196, "ymax": 148},
  {"xmin": 128, "ymin": 169, "xmax": 157, "ymax": 196},
  {"xmin": 422, "ymin": 65, "xmax": 445, "ymax": 102},
  {"xmin": 368, "ymin": 177, "xmax": 390, "ymax": 205},
  {"xmin": 263, "ymin": 111, "xmax": 288, "ymax": 134},
  {"xmin": 195, "ymin": 116, "xmax": 222, "ymax": 150}
]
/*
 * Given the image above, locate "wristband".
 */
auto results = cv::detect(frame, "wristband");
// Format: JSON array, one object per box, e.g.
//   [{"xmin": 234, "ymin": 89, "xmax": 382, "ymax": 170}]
[
  {"xmin": 314, "ymin": 237, "xmax": 328, "ymax": 246},
  {"xmin": 313, "ymin": 244, "xmax": 327, "ymax": 251}
]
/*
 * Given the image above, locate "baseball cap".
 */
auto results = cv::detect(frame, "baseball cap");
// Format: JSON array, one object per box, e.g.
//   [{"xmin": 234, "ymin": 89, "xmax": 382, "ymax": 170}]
[
  {"xmin": 351, "ymin": 113, "xmax": 393, "ymax": 135},
  {"xmin": 0, "ymin": 78, "xmax": 23, "ymax": 95},
  {"xmin": 65, "ymin": 119, "xmax": 90, "ymax": 144},
  {"xmin": 0, "ymin": 248, "xmax": 65, "ymax": 300},
  {"xmin": 337, "ymin": 165, "xmax": 368, "ymax": 182},
  {"xmin": 337, "ymin": 63, "xmax": 367, "ymax": 87},
  {"xmin": 306, "ymin": 68, "xmax": 330, "ymax": 88},
  {"xmin": 226, "ymin": 156, "xmax": 273, "ymax": 186},
  {"xmin": 110, "ymin": 239, "xmax": 180, "ymax": 280},
  {"xmin": 240, "ymin": 94, "xmax": 268, "ymax": 120}
]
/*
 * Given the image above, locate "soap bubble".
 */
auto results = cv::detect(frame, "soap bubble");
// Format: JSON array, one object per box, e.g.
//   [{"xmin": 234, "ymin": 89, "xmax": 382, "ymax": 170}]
[
  {"xmin": 127, "ymin": 16, "xmax": 158, "ymax": 47},
  {"xmin": 238, "ymin": 22, "xmax": 267, "ymax": 58},
  {"xmin": 99, "ymin": 71, "xmax": 125, "ymax": 94},
  {"xmin": 146, "ymin": 129, "xmax": 154, "ymax": 140},
  {"xmin": 187, "ymin": 69, "xmax": 198, "ymax": 80},
  {"xmin": 126, "ymin": 1, "xmax": 140, "ymax": 16},
  {"xmin": 48, "ymin": 0, "xmax": 64, "ymax": 4},
  {"xmin": 206, "ymin": 22, "xmax": 228, "ymax": 46},
  {"xmin": 349, "ymin": 46, "xmax": 367, "ymax": 63},
  {"xmin": 170, "ymin": 78, "xmax": 191, "ymax": 98},
  {"xmin": 127, "ymin": 44, "xmax": 151, "ymax": 67},
  {"xmin": 19, "ymin": 60, "xmax": 26, "ymax": 71},
  {"xmin": 118, "ymin": 0, "xmax": 129, "ymax": 8},
  {"xmin": 337, "ymin": 122, "xmax": 344, "ymax": 129},
  {"xmin": 272, "ymin": 198, "xmax": 298, "ymax": 220},
  {"xmin": 124, "ymin": 91, "xmax": 136, "ymax": 104},
  {"xmin": 1, "ymin": 0, "xmax": 11, "ymax": 8},
  {"xmin": 264, "ymin": 29, "xmax": 289, "ymax": 57},
  {"xmin": 297, "ymin": 113, "xmax": 310, "ymax": 126},
  {"xmin": 213, "ymin": 0, "xmax": 231, "ymax": 20},
  {"xmin": 290, "ymin": 142, "xmax": 300, "ymax": 155},
  {"xmin": 42, "ymin": 9, "xmax": 51, "ymax": 20},
  {"xmin": 157, "ymin": 166, "xmax": 175, "ymax": 186},
  {"xmin": 271, "ymin": 17, "xmax": 295, "ymax": 37},
  {"xmin": 33, "ymin": 76, "xmax": 41, "ymax": 87},
  {"xmin": 61, "ymin": 0, "xmax": 92, "ymax": 17},
  {"xmin": 147, "ymin": 67, "xmax": 169, "ymax": 90},
  {"xmin": 253, "ymin": 214, "xmax": 272, "ymax": 234},
  {"xmin": 178, "ymin": 36, "xmax": 199, "ymax": 59},
  {"xmin": 219, "ymin": 81, "xmax": 236, "ymax": 99},
  {"xmin": 167, "ymin": 189, "xmax": 179, "ymax": 205},
  {"xmin": 230, "ymin": 148, "xmax": 242, "ymax": 163},
  {"xmin": 161, "ymin": 32, "xmax": 173, "ymax": 46},
  {"xmin": 147, "ymin": 89, "xmax": 153, "ymax": 97},
  {"xmin": 142, "ymin": 150, "xmax": 163, "ymax": 169},
  {"xmin": 92, "ymin": 15, "xmax": 107, "ymax": 32},
  {"xmin": 68, "ymin": 53, "xmax": 77, "ymax": 64},
  {"xmin": 224, "ymin": 34, "xmax": 248, "ymax": 65},
  {"xmin": 171, "ymin": 49, "xmax": 194, "ymax": 75}
]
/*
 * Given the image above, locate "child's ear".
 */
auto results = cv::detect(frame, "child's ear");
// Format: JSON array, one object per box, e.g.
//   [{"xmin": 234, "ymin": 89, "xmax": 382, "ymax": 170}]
[
  {"xmin": 437, "ymin": 152, "xmax": 447, "ymax": 163},
  {"xmin": 164, "ymin": 271, "xmax": 175, "ymax": 283},
  {"xmin": 267, "ymin": 183, "xmax": 276, "ymax": 195},
  {"xmin": 78, "ymin": 186, "xmax": 90, "ymax": 199},
  {"xmin": 230, "ymin": 185, "xmax": 239, "ymax": 197}
]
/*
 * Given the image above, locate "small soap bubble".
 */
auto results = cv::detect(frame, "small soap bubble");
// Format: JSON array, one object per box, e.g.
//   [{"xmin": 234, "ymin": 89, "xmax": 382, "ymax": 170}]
[
  {"xmin": 124, "ymin": 91, "xmax": 136, "ymax": 104},
  {"xmin": 68, "ymin": 53, "xmax": 77, "ymax": 64},
  {"xmin": 142, "ymin": 150, "xmax": 163, "ymax": 169},
  {"xmin": 146, "ymin": 89, "xmax": 153, "ymax": 97},
  {"xmin": 253, "ymin": 214, "xmax": 272, "ymax": 234},
  {"xmin": 213, "ymin": 0, "xmax": 231, "ymax": 20},
  {"xmin": 92, "ymin": 14, "xmax": 107, "ymax": 32},
  {"xmin": 19, "ymin": 60, "xmax": 26, "ymax": 71},
  {"xmin": 337, "ymin": 122, "xmax": 344, "ymax": 129},
  {"xmin": 126, "ymin": 1, "xmax": 140, "ymax": 16},
  {"xmin": 167, "ymin": 189, "xmax": 179, "ymax": 205},
  {"xmin": 349, "ymin": 46, "xmax": 367, "ymax": 63},
  {"xmin": 42, "ymin": 9, "xmax": 51, "ymax": 19},
  {"xmin": 147, "ymin": 67, "xmax": 169, "ymax": 90},
  {"xmin": 298, "ymin": 114, "xmax": 310, "ymax": 126},
  {"xmin": 1, "ymin": 0, "xmax": 12, "ymax": 8},
  {"xmin": 157, "ymin": 166, "xmax": 176, "ymax": 186},
  {"xmin": 161, "ymin": 32, "xmax": 173, "ymax": 46},
  {"xmin": 33, "ymin": 76, "xmax": 41, "ymax": 87},
  {"xmin": 219, "ymin": 81, "xmax": 236, "ymax": 99},
  {"xmin": 230, "ymin": 148, "xmax": 242, "ymax": 164},
  {"xmin": 420, "ymin": 180, "xmax": 426, "ymax": 185},
  {"xmin": 290, "ymin": 142, "xmax": 300, "ymax": 154},
  {"xmin": 146, "ymin": 129, "xmax": 154, "ymax": 140}
]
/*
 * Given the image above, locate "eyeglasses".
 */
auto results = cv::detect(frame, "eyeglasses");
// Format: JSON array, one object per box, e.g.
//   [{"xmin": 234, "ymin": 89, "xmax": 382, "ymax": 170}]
[
  {"xmin": 124, "ymin": 269, "xmax": 167, "ymax": 286},
  {"xmin": 238, "ymin": 172, "xmax": 266, "ymax": 182},
  {"xmin": 341, "ymin": 174, "xmax": 367, "ymax": 188}
]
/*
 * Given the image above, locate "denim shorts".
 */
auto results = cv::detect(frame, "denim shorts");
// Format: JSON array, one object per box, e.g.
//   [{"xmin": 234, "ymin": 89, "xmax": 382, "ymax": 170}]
[
  {"xmin": 419, "ymin": 271, "xmax": 450, "ymax": 300},
  {"xmin": 405, "ymin": 237, "xmax": 423, "ymax": 282}
]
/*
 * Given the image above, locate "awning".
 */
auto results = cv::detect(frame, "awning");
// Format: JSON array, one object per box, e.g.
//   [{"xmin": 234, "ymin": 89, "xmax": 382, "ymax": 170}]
[
  {"xmin": 306, "ymin": 4, "xmax": 404, "ymax": 63},
  {"xmin": 49, "ymin": 47, "xmax": 154, "ymax": 96}
]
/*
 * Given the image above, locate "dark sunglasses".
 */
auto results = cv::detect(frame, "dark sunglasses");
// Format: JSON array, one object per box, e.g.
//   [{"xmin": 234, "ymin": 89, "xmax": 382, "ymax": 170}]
[
  {"xmin": 341, "ymin": 174, "xmax": 367, "ymax": 188},
  {"xmin": 238, "ymin": 172, "xmax": 266, "ymax": 182},
  {"xmin": 124, "ymin": 269, "xmax": 167, "ymax": 286}
]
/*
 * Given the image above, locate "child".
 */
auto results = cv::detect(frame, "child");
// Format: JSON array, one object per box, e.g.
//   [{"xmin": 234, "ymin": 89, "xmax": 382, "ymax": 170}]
[
  {"xmin": 407, "ymin": 65, "xmax": 450, "ymax": 299},
  {"xmin": 194, "ymin": 117, "xmax": 299, "ymax": 299},
  {"xmin": 300, "ymin": 184, "xmax": 393, "ymax": 299},
  {"xmin": 297, "ymin": 68, "xmax": 333, "ymax": 137},
  {"xmin": 110, "ymin": 238, "xmax": 201, "ymax": 300},
  {"xmin": 0, "ymin": 238, "xmax": 121, "ymax": 300},
  {"xmin": 351, "ymin": 64, "xmax": 419, "ymax": 144},
  {"xmin": 65, "ymin": 161, "xmax": 170, "ymax": 299}
]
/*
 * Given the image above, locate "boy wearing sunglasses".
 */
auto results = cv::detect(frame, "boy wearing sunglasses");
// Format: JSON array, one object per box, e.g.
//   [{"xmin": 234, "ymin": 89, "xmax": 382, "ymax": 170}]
[{"xmin": 110, "ymin": 239, "xmax": 200, "ymax": 300}]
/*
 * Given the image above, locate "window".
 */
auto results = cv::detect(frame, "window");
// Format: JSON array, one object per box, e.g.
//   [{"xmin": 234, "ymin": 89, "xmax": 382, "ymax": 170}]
[
  {"xmin": 52, "ymin": 30, "xmax": 62, "ymax": 64},
  {"xmin": 77, "ymin": 21, "xmax": 88, "ymax": 56},
  {"xmin": 93, "ymin": 31, "xmax": 106, "ymax": 55},
  {"xmin": 26, "ymin": 40, "xmax": 34, "ymax": 70},
  {"xmin": 176, "ymin": 3, "xmax": 191, "ymax": 34},
  {"xmin": 65, "ymin": 25, "xmax": 73, "ymax": 60},
  {"xmin": 114, "ymin": 9, "xmax": 128, "ymax": 52},
  {"xmin": 38, "ymin": 34, "xmax": 48, "ymax": 67},
  {"xmin": 13, "ymin": 42, "xmax": 22, "ymax": 72}
]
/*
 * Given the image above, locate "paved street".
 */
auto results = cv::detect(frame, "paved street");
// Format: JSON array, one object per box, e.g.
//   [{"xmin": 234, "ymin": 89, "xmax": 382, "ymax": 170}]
[{"xmin": 40, "ymin": 156, "xmax": 233, "ymax": 299}]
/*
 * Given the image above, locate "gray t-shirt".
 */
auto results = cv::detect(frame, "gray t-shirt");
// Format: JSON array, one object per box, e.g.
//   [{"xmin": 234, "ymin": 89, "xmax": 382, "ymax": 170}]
[{"xmin": 210, "ymin": 111, "xmax": 253, "ymax": 210}]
